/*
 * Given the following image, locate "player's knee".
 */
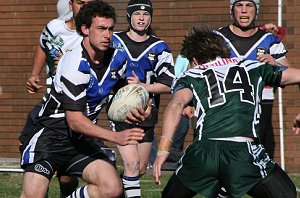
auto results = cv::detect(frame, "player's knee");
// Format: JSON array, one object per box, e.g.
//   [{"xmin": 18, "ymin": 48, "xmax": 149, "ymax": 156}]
[
  {"xmin": 58, "ymin": 175, "xmax": 78, "ymax": 185},
  {"xmin": 20, "ymin": 188, "xmax": 46, "ymax": 198},
  {"xmin": 95, "ymin": 178, "xmax": 123, "ymax": 197},
  {"xmin": 58, "ymin": 175, "xmax": 79, "ymax": 197},
  {"xmin": 123, "ymin": 159, "xmax": 140, "ymax": 174}
]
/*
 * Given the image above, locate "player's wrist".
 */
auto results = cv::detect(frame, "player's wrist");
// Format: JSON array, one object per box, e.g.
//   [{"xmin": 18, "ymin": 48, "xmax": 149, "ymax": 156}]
[
  {"xmin": 157, "ymin": 135, "xmax": 173, "ymax": 157},
  {"xmin": 157, "ymin": 150, "xmax": 169, "ymax": 157}
]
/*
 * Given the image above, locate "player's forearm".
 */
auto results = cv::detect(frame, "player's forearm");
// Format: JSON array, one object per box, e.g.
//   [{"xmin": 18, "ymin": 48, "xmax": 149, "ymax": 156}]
[
  {"xmin": 157, "ymin": 101, "xmax": 183, "ymax": 157},
  {"xmin": 66, "ymin": 111, "xmax": 118, "ymax": 143},
  {"xmin": 31, "ymin": 45, "xmax": 46, "ymax": 76},
  {"xmin": 161, "ymin": 102, "xmax": 183, "ymax": 144},
  {"xmin": 277, "ymin": 57, "xmax": 291, "ymax": 67},
  {"xmin": 142, "ymin": 83, "xmax": 171, "ymax": 94},
  {"xmin": 281, "ymin": 67, "xmax": 300, "ymax": 86}
]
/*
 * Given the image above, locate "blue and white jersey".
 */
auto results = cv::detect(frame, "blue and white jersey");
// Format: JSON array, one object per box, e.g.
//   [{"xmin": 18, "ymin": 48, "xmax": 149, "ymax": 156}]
[
  {"xmin": 38, "ymin": 43, "xmax": 126, "ymax": 134},
  {"xmin": 109, "ymin": 31, "xmax": 175, "ymax": 127},
  {"xmin": 216, "ymin": 26, "xmax": 287, "ymax": 100},
  {"xmin": 111, "ymin": 32, "xmax": 175, "ymax": 104}
]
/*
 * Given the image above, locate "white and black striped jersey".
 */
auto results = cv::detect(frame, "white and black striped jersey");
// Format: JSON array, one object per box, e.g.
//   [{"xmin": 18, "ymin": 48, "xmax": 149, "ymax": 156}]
[
  {"xmin": 38, "ymin": 43, "xmax": 126, "ymax": 136},
  {"xmin": 40, "ymin": 19, "xmax": 83, "ymax": 101}
]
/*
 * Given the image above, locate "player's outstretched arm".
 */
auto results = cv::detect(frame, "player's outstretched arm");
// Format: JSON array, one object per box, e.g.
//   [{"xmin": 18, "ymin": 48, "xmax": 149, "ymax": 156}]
[
  {"xmin": 281, "ymin": 67, "xmax": 300, "ymax": 86},
  {"xmin": 153, "ymin": 88, "xmax": 193, "ymax": 185}
]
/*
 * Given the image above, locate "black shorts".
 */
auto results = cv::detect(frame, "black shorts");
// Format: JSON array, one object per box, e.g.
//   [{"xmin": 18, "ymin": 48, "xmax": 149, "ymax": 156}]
[
  {"xmin": 20, "ymin": 126, "xmax": 114, "ymax": 180},
  {"xmin": 109, "ymin": 106, "xmax": 157, "ymax": 143},
  {"xmin": 111, "ymin": 122, "xmax": 155, "ymax": 142}
]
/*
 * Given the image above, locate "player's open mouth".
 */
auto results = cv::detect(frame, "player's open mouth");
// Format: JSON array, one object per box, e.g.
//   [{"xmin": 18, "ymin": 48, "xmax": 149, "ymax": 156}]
[{"xmin": 240, "ymin": 16, "xmax": 249, "ymax": 19}]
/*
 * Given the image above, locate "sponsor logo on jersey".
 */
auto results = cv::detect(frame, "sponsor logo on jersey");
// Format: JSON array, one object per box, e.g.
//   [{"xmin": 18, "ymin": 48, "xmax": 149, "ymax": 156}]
[
  {"xmin": 98, "ymin": 88, "xmax": 104, "ymax": 94},
  {"xmin": 256, "ymin": 47, "xmax": 266, "ymax": 56},
  {"xmin": 111, "ymin": 69, "xmax": 117, "ymax": 79},
  {"xmin": 113, "ymin": 43, "xmax": 124, "ymax": 51},
  {"xmin": 34, "ymin": 164, "xmax": 50, "ymax": 175},
  {"xmin": 47, "ymin": 35, "xmax": 64, "ymax": 58},
  {"xmin": 148, "ymin": 52, "xmax": 155, "ymax": 61},
  {"xmin": 130, "ymin": 63, "xmax": 138, "ymax": 68}
]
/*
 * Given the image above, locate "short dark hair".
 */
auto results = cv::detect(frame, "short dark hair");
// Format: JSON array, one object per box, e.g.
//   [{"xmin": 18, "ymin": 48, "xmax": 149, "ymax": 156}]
[
  {"xmin": 75, "ymin": 1, "xmax": 116, "ymax": 36},
  {"xmin": 180, "ymin": 24, "xmax": 231, "ymax": 64}
]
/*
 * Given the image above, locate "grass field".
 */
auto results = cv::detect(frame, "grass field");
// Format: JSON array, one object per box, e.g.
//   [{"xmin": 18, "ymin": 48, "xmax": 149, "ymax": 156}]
[{"xmin": 1, "ymin": 169, "xmax": 300, "ymax": 198}]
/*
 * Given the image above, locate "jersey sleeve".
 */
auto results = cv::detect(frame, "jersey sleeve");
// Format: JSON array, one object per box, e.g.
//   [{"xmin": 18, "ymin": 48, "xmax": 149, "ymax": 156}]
[
  {"xmin": 260, "ymin": 63, "xmax": 284, "ymax": 87},
  {"xmin": 172, "ymin": 74, "xmax": 192, "ymax": 94},
  {"xmin": 39, "ymin": 19, "xmax": 64, "ymax": 50},
  {"xmin": 267, "ymin": 34, "xmax": 288, "ymax": 61},
  {"xmin": 155, "ymin": 42, "xmax": 175, "ymax": 87},
  {"xmin": 56, "ymin": 50, "xmax": 90, "ymax": 112}
]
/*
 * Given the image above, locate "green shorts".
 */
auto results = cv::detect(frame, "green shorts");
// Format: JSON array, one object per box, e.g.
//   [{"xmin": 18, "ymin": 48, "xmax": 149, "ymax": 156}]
[{"xmin": 175, "ymin": 139, "xmax": 275, "ymax": 198}]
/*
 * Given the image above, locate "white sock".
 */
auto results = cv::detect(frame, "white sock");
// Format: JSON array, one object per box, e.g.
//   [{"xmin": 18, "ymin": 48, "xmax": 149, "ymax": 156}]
[
  {"xmin": 67, "ymin": 186, "xmax": 89, "ymax": 198},
  {"xmin": 122, "ymin": 175, "xmax": 141, "ymax": 198}
]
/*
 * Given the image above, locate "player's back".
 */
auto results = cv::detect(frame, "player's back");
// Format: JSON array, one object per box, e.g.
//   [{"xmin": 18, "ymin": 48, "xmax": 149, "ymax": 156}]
[{"xmin": 175, "ymin": 57, "xmax": 282, "ymax": 140}]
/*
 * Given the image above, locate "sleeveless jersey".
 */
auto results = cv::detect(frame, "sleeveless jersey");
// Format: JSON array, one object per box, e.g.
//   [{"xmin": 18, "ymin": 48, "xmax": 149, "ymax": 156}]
[
  {"xmin": 38, "ymin": 43, "xmax": 126, "ymax": 137},
  {"xmin": 40, "ymin": 19, "xmax": 83, "ymax": 101},
  {"xmin": 173, "ymin": 57, "xmax": 284, "ymax": 140},
  {"xmin": 216, "ymin": 26, "xmax": 287, "ymax": 100}
]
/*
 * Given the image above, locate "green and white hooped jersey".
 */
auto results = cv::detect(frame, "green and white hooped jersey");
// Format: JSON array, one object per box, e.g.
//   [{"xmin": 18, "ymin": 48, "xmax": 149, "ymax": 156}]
[
  {"xmin": 173, "ymin": 57, "xmax": 284, "ymax": 141},
  {"xmin": 40, "ymin": 19, "xmax": 83, "ymax": 101}
]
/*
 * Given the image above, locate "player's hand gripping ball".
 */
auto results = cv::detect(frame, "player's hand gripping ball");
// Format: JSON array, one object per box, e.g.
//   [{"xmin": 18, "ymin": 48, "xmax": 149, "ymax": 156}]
[{"xmin": 108, "ymin": 84, "xmax": 149, "ymax": 122}]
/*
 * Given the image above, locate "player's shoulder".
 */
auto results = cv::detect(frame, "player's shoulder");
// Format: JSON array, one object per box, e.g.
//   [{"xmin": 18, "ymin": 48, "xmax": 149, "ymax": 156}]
[
  {"xmin": 257, "ymin": 28, "xmax": 281, "ymax": 42},
  {"xmin": 215, "ymin": 26, "xmax": 230, "ymax": 35},
  {"xmin": 45, "ymin": 19, "xmax": 66, "ymax": 31},
  {"xmin": 59, "ymin": 44, "xmax": 83, "ymax": 69},
  {"xmin": 113, "ymin": 31, "xmax": 126, "ymax": 41},
  {"xmin": 147, "ymin": 35, "xmax": 171, "ymax": 51}
]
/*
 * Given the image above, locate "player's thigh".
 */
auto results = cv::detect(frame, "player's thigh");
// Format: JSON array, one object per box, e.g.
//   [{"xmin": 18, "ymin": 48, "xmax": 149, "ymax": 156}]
[
  {"xmin": 248, "ymin": 163, "xmax": 297, "ymax": 198},
  {"xmin": 82, "ymin": 159, "xmax": 122, "ymax": 189},
  {"xmin": 117, "ymin": 144, "xmax": 139, "ymax": 164},
  {"xmin": 138, "ymin": 141, "xmax": 152, "ymax": 173},
  {"xmin": 20, "ymin": 172, "xmax": 50, "ymax": 198},
  {"xmin": 162, "ymin": 173, "xmax": 196, "ymax": 198}
]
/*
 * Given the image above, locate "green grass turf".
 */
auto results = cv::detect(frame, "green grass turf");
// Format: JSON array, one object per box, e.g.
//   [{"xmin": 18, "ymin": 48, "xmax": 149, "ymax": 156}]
[{"xmin": 1, "ymin": 170, "xmax": 300, "ymax": 198}]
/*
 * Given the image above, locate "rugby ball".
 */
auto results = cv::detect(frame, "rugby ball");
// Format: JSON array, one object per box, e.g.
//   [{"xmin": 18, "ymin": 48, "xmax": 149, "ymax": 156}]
[{"xmin": 108, "ymin": 84, "xmax": 149, "ymax": 122}]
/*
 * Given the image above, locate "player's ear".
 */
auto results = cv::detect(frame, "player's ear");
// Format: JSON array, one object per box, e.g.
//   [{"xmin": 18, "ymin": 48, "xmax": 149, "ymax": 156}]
[
  {"xmin": 69, "ymin": 0, "xmax": 73, "ymax": 12},
  {"xmin": 81, "ymin": 24, "xmax": 89, "ymax": 36},
  {"xmin": 191, "ymin": 58, "xmax": 199, "ymax": 67}
]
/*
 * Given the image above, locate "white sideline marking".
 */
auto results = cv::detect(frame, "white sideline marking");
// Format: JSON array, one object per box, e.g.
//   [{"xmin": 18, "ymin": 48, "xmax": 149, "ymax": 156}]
[{"xmin": 0, "ymin": 168, "xmax": 24, "ymax": 173}]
